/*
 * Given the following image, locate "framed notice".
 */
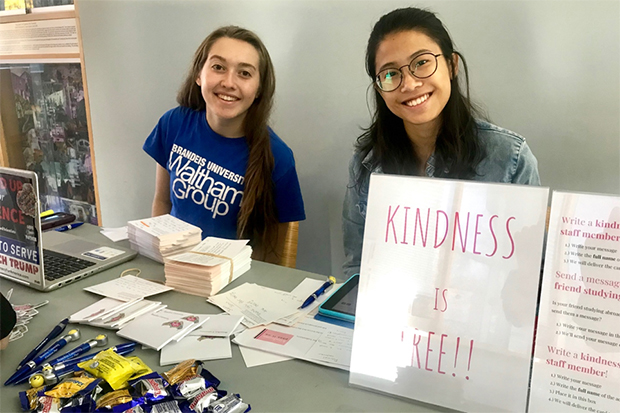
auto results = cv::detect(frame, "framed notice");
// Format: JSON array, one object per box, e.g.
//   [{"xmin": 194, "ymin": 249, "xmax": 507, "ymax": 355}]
[
  {"xmin": 530, "ymin": 192, "xmax": 620, "ymax": 412},
  {"xmin": 349, "ymin": 175, "xmax": 549, "ymax": 412}
]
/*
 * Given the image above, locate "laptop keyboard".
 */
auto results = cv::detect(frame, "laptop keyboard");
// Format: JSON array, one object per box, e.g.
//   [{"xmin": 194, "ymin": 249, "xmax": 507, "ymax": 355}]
[{"xmin": 43, "ymin": 249, "xmax": 96, "ymax": 281}]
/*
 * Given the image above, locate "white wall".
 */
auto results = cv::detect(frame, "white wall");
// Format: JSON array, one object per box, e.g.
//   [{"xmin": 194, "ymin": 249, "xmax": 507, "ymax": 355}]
[{"xmin": 78, "ymin": 0, "xmax": 620, "ymax": 277}]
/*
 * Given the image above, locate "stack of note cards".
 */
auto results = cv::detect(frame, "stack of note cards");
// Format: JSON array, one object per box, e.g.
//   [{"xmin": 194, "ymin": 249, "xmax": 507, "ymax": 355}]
[
  {"xmin": 127, "ymin": 215, "xmax": 202, "ymax": 263},
  {"xmin": 163, "ymin": 238, "xmax": 252, "ymax": 297},
  {"xmin": 69, "ymin": 297, "xmax": 165, "ymax": 330},
  {"xmin": 116, "ymin": 308, "xmax": 210, "ymax": 351},
  {"xmin": 159, "ymin": 314, "xmax": 243, "ymax": 366}
]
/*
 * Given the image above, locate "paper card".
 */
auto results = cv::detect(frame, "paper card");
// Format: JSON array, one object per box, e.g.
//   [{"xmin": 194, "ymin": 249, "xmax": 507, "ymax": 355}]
[
  {"xmin": 233, "ymin": 318, "xmax": 353, "ymax": 370},
  {"xmin": 208, "ymin": 283, "xmax": 299, "ymax": 328},
  {"xmin": 100, "ymin": 226, "xmax": 129, "ymax": 242},
  {"xmin": 84, "ymin": 275, "xmax": 173, "ymax": 302},
  {"xmin": 168, "ymin": 238, "xmax": 249, "ymax": 267},
  {"xmin": 349, "ymin": 175, "xmax": 549, "ymax": 412},
  {"xmin": 187, "ymin": 314, "xmax": 244, "ymax": 337},
  {"xmin": 529, "ymin": 192, "xmax": 620, "ymax": 412},
  {"xmin": 69, "ymin": 297, "xmax": 125, "ymax": 322},
  {"xmin": 127, "ymin": 215, "xmax": 201, "ymax": 238},
  {"xmin": 87, "ymin": 301, "xmax": 163, "ymax": 329},
  {"xmin": 239, "ymin": 346, "xmax": 292, "ymax": 368},
  {"xmin": 160, "ymin": 336, "xmax": 232, "ymax": 366},
  {"xmin": 117, "ymin": 309, "xmax": 209, "ymax": 351}
]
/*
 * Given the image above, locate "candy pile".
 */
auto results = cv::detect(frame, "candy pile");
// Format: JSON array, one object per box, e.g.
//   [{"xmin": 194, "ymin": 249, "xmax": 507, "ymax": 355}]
[{"xmin": 18, "ymin": 353, "xmax": 250, "ymax": 413}]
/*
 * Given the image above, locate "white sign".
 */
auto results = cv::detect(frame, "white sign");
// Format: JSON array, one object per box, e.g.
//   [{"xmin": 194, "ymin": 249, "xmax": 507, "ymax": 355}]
[
  {"xmin": 530, "ymin": 191, "xmax": 620, "ymax": 413},
  {"xmin": 0, "ymin": 19, "xmax": 79, "ymax": 58},
  {"xmin": 349, "ymin": 174, "xmax": 548, "ymax": 412}
]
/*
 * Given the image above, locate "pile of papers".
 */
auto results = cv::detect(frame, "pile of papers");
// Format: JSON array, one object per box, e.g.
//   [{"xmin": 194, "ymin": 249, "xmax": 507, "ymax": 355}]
[
  {"xmin": 127, "ymin": 215, "xmax": 202, "ymax": 263},
  {"xmin": 164, "ymin": 238, "xmax": 252, "ymax": 297}
]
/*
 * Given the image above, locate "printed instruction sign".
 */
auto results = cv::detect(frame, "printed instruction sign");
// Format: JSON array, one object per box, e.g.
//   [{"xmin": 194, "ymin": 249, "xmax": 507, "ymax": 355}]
[
  {"xmin": 530, "ymin": 191, "xmax": 620, "ymax": 413},
  {"xmin": 349, "ymin": 175, "xmax": 549, "ymax": 412}
]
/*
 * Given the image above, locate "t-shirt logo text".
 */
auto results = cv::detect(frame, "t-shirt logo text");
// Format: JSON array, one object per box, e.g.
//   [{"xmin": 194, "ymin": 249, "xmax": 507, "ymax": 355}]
[{"xmin": 168, "ymin": 144, "xmax": 244, "ymax": 219}]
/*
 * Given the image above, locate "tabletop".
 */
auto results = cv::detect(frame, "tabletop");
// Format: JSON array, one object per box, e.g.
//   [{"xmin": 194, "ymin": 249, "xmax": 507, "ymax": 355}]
[{"xmin": 0, "ymin": 224, "xmax": 447, "ymax": 412}]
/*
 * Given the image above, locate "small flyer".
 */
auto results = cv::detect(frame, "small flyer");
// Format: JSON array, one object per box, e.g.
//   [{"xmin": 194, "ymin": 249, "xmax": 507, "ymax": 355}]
[{"xmin": 530, "ymin": 191, "xmax": 620, "ymax": 413}]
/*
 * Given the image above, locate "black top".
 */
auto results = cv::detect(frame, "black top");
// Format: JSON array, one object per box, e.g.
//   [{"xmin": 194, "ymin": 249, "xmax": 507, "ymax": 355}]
[{"xmin": 1, "ymin": 293, "xmax": 16, "ymax": 340}]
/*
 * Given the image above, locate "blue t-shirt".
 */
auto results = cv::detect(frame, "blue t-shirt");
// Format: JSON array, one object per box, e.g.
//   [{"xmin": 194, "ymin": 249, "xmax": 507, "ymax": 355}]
[{"xmin": 143, "ymin": 106, "xmax": 305, "ymax": 240}]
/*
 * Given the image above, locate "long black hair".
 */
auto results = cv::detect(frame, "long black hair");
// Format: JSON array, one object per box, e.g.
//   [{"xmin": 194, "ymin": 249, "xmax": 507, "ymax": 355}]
[{"xmin": 355, "ymin": 7, "xmax": 486, "ymax": 188}]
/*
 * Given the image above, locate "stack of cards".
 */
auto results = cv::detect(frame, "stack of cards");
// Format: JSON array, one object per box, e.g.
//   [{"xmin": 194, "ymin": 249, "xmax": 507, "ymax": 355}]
[
  {"xmin": 163, "ymin": 238, "xmax": 252, "ymax": 297},
  {"xmin": 70, "ymin": 297, "xmax": 165, "ymax": 330},
  {"xmin": 127, "ymin": 215, "xmax": 202, "ymax": 263},
  {"xmin": 159, "ymin": 314, "xmax": 244, "ymax": 366}
]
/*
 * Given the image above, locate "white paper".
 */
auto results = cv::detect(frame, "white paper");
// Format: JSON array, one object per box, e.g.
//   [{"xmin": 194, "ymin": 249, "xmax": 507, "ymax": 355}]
[
  {"xmin": 169, "ymin": 238, "xmax": 249, "ymax": 267},
  {"xmin": 84, "ymin": 275, "xmax": 173, "ymax": 302},
  {"xmin": 100, "ymin": 226, "xmax": 129, "ymax": 242},
  {"xmin": 160, "ymin": 336, "xmax": 232, "ymax": 366},
  {"xmin": 233, "ymin": 317, "xmax": 353, "ymax": 370},
  {"xmin": 530, "ymin": 192, "xmax": 620, "ymax": 413},
  {"xmin": 238, "ymin": 345, "xmax": 292, "ymax": 368},
  {"xmin": 188, "ymin": 314, "xmax": 244, "ymax": 337},
  {"xmin": 127, "ymin": 215, "xmax": 201, "ymax": 238},
  {"xmin": 208, "ymin": 283, "xmax": 300, "ymax": 328},
  {"xmin": 276, "ymin": 278, "xmax": 342, "ymax": 326}
]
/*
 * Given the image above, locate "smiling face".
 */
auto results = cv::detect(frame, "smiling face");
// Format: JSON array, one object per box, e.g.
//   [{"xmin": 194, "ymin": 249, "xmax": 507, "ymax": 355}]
[
  {"xmin": 374, "ymin": 30, "xmax": 455, "ymax": 140},
  {"xmin": 196, "ymin": 37, "xmax": 261, "ymax": 137}
]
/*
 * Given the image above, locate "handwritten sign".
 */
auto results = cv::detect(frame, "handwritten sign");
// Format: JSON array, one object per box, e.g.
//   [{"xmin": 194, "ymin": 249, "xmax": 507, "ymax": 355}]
[
  {"xmin": 530, "ymin": 192, "xmax": 620, "ymax": 413},
  {"xmin": 349, "ymin": 175, "xmax": 548, "ymax": 412}
]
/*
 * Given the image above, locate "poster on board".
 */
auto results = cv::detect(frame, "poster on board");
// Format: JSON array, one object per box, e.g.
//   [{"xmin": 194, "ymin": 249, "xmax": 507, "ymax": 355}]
[
  {"xmin": 349, "ymin": 174, "xmax": 548, "ymax": 412},
  {"xmin": 529, "ymin": 191, "xmax": 620, "ymax": 413}
]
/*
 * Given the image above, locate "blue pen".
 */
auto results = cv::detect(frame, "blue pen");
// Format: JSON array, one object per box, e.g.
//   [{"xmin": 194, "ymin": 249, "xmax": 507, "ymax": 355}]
[
  {"xmin": 14, "ymin": 318, "xmax": 69, "ymax": 371},
  {"xmin": 55, "ymin": 222, "xmax": 84, "ymax": 232},
  {"xmin": 4, "ymin": 329, "xmax": 81, "ymax": 386},
  {"xmin": 299, "ymin": 276, "xmax": 337, "ymax": 309},
  {"xmin": 46, "ymin": 334, "xmax": 108, "ymax": 366},
  {"xmin": 18, "ymin": 342, "xmax": 137, "ymax": 386},
  {"xmin": 16, "ymin": 342, "xmax": 137, "ymax": 386}
]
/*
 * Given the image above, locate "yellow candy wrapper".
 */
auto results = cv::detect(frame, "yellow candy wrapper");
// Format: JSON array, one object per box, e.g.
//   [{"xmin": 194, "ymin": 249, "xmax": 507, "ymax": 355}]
[
  {"xmin": 78, "ymin": 349, "xmax": 137, "ymax": 390},
  {"xmin": 126, "ymin": 356, "xmax": 153, "ymax": 380},
  {"xmin": 44, "ymin": 375, "xmax": 96, "ymax": 398}
]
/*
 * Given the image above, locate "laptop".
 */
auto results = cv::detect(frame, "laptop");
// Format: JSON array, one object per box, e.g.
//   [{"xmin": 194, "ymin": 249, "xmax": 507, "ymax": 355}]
[{"xmin": 0, "ymin": 167, "xmax": 137, "ymax": 291}]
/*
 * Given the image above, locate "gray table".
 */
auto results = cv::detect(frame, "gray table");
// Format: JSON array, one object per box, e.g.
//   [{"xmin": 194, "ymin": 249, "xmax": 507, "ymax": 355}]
[{"xmin": 1, "ymin": 224, "xmax": 445, "ymax": 412}]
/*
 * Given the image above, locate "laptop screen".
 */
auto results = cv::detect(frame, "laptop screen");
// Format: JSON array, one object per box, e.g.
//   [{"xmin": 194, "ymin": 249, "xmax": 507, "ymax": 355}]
[{"xmin": 0, "ymin": 168, "xmax": 44, "ymax": 286}]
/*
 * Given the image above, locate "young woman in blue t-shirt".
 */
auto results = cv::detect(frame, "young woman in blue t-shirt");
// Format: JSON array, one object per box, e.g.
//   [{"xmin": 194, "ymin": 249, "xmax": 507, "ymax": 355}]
[
  {"xmin": 144, "ymin": 26, "xmax": 305, "ymax": 263},
  {"xmin": 343, "ymin": 7, "xmax": 541, "ymax": 276}
]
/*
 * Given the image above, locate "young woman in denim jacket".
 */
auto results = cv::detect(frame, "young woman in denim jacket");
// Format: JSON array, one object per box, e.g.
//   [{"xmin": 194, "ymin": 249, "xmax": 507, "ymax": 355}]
[{"xmin": 343, "ymin": 7, "xmax": 540, "ymax": 277}]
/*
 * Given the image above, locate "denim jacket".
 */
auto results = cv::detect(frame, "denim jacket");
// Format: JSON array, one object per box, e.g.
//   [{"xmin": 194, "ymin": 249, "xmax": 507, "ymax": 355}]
[{"xmin": 342, "ymin": 120, "xmax": 541, "ymax": 277}]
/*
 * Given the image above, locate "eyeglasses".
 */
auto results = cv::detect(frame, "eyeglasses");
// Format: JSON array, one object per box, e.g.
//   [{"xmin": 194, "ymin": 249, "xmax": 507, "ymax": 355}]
[{"xmin": 375, "ymin": 53, "xmax": 443, "ymax": 92}]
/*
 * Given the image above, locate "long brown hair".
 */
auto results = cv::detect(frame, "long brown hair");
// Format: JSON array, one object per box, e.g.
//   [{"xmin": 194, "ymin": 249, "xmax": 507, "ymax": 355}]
[{"xmin": 177, "ymin": 26, "xmax": 279, "ymax": 255}]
